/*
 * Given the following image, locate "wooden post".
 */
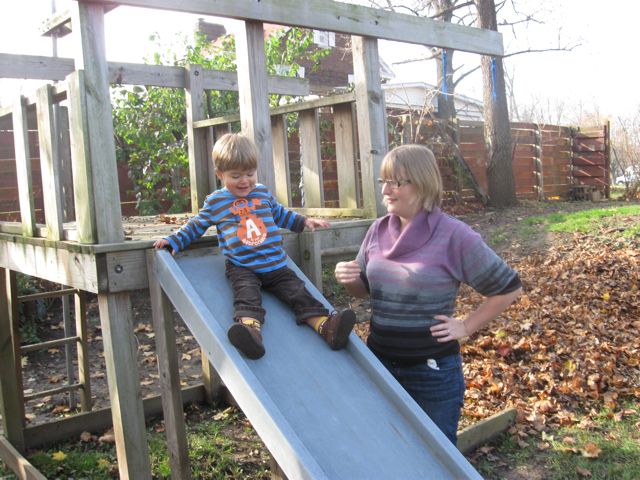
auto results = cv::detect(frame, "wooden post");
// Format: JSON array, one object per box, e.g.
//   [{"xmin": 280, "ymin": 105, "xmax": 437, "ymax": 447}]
[
  {"xmin": 352, "ymin": 36, "xmax": 388, "ymax": 218},
  {"xmin": 12, "ymin": 95, "xmax": 37, "ymax": 237},
  {"xmin": 235, "ymin": 20, "xmax": 276, "ymax": 194},
  {"xmin": 0, "ymin": 435, "xmax": 46, "ymax": 480},
  {"xmin": 271, "ymin": 114, "xmax": 292, "ymax": 206},
  {"xmin": 333, "ymin": 103, "xmax": 358, "ymax": 209},
  {"xmin": 298, "ymin": 109, "xmax": 324, "ymax": 208},
  {"xmin": 0, "ymin": 269, "xmax": 25, "ymax": 453},
  {"xmin": 146, "ymin": 251, "xmax": 191, "ymax": 480},
  {"xmin": 298, "ymin": 232, "xmax": 322, "ymax": 290},
  {"xmin": 185, "ymin": 64, "xmax": 210, "ymax": 213},
  {"xmin": 97, "ymin": 292, "xmax": 152, "ymax": 479},
  {"xmin": 36, "ymin": 84, "xmax": 64, "ymax": 241},
  {"xmin": 200, "ymin": 351, "xmax": 227, "ymax": 407},
  {"xmin": 69, "ymin": 1, "xmax": 123, "ymax": 245},
  {"xmin": 74, "ymin": 290, "xmax": 92, "ymax": 412},
  {"xmin": 534, "ymin": 123, "xmax": 545, "ymax": 201}
]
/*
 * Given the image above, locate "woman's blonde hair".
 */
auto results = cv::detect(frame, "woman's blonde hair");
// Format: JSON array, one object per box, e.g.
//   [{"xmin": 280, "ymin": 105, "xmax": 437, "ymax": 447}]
[
  {"xmin": 212, "ymin": 133, "xmax": 258, "ymax": 172},
  {"xmin": 380, "ymin": 144, "xmax": 443, "ymax": 211}
]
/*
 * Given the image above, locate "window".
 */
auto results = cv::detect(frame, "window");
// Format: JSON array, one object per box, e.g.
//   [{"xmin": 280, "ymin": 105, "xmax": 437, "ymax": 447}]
[{"xmin": 313, "ymin": 30, "xmax": 335, "ymax": 48}]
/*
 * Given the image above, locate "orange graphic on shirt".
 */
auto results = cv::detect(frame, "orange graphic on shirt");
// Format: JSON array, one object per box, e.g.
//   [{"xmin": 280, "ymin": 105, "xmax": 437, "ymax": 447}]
[{"xmin": 231, "ymin": 198, "xmax": 267, "ymax": 246}]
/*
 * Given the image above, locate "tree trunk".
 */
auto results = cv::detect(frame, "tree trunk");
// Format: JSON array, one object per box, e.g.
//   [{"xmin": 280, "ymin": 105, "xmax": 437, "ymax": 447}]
[{"xmin": 476, "ymin": 0, "xmax": 518, "ymax": 208}]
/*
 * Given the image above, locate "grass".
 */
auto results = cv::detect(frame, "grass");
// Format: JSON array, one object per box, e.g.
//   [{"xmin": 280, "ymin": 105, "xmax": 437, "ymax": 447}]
[
  {"xmin": 0, "ymin": 406, "xmax": 270, "ymax": 479},
  {"xmin": 476, "ymin": 403, "xmax": 640, "ymax": 480},
  {"xmin": 522, "ymin": 205, "xmax": 640, "ymax": 234}
]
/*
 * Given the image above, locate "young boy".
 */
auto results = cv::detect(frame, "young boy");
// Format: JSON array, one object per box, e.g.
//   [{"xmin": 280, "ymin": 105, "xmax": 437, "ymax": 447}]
[{"xmin": 154, "ymin": 133, "xmax": 356, "ymax": 359}]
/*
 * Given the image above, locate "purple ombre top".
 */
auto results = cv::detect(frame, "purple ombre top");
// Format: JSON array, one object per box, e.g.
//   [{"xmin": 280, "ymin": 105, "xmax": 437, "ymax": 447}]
[{"xmin": 357, "ymin": 207, "xmax": 521, "ymax": 364}]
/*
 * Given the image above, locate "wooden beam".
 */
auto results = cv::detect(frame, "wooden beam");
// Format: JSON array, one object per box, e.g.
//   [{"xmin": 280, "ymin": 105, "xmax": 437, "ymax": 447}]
[
  {"xmin": 0, "ymin": 270, "xmax": 26, "ymax": 452},
  {"xmin": 40, "ymin": 9, "xmax": 73, "ymax": 37},
  {"xmin": 97, "ymin": 291, "xmax": 152, "ymax": 478},
  {"xmin": 147, "ymin": 251, "xmax": 191, "ymax": 479},
  {"xmin": 0, "ymin": 53, "xmax": 308, "ymax": 95},
  {"xmin": 84, "ymin": 0, "xmax": 504, "ymax": 56},
  {"xmin": 457, "ymin": 407, "xmax": 517, "ymax": 454},
  {"xmin": 185, "ymin": 65, "xmax": 210, "ymax": 213},
  {"xmin": 235, "ymin": 21, "xmax": 276, "ymax": 193},
  {"xmin": 22, "ymin": 385, "xmax": 206, "ymax": 448},
  {"xmin": 352, "ymin": 36, "xmax": 387, "ymax": 217},
  {"xmin": 193, "ymin": 92, "xmax": 356, "ymax": 129},
  {"xmin": 0, "ymin": 435, "xmax": 46, "ymax": 480},
  {"xmin": 71, "ymin": 3, "xmax": 124, "ymax": 245}
]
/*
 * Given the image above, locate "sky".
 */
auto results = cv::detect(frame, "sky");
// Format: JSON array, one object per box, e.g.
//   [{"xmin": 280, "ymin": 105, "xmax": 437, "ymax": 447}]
[{"xmin": 0, "ymin": 0, "xmax": 637, "ymax": 120}]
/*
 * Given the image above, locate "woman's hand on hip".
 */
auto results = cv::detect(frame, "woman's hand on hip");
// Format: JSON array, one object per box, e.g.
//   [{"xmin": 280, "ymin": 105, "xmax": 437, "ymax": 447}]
[{"xmin": 430, "ymin": 315, "xmax": 469, "ymax": 342}]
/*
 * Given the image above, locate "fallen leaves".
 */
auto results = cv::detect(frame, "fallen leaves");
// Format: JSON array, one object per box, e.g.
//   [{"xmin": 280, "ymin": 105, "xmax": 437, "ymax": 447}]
[{"xmin": 455, "ymin": 232, "xmax": 640, "ymax": 433}]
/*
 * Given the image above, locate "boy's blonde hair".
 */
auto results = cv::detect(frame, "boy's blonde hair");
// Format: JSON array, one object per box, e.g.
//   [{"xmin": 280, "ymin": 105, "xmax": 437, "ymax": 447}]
[
  {"xmin": 212, "ymin": 133, "xmax": 258, "ymax": 172},
  {"xmin": 380, "ymin": 144, "xmax": 443, "ymax": 211}
]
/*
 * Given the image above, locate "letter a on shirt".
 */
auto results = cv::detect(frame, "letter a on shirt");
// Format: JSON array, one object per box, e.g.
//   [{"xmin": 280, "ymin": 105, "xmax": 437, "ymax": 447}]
[{"xmin": 231, "ymin": 198, "xmax": 267, "ymax": 246}]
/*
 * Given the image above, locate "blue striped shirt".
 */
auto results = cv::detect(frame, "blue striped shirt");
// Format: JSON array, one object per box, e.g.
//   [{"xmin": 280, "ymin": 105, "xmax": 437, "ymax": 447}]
[{"xmin": 165, "ymin": 184, "xmax": 306, "ymax": 273}]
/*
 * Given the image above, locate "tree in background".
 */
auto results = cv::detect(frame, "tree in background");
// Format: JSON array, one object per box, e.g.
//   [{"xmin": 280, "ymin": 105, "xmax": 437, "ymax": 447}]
[
  {"xmin": 112, "ymin": 28, "xmax": 328, "ymax": 215},
  {"xmin": 475, "ymin": 0, "xmax": 517, "ymax": 207}
]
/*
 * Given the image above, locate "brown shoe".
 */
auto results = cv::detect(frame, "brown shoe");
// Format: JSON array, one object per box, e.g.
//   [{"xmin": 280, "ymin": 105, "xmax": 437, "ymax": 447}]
[
  {"xmin": 227, "ymin": 320, "xmax": 265, "ymax": 359},
  {"xmin": 319, "ymin": 310, "xmax": 356, "ymax": 350}
]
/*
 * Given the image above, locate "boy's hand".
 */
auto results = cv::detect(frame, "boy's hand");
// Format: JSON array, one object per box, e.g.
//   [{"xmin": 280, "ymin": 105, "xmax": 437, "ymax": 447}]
[
  {"xmin": 304, "ymin": 217, "xmax": 330, "ymax": 231},
  {"xmin": 153, "ymin": 239, "xmax": 176, "ymax": 256}
]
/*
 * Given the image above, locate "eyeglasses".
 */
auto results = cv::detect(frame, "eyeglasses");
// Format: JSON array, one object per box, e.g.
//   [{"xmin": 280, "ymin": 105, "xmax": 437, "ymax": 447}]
[{"xmin": 377, "ymin": 178, "xmax": 412, "ymax": 189}]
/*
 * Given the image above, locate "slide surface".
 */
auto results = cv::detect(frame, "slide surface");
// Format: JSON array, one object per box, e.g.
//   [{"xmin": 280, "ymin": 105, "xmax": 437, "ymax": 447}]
[{"xmin": 152, "ymin": 248, "xmax": 482, "ymax": 480}]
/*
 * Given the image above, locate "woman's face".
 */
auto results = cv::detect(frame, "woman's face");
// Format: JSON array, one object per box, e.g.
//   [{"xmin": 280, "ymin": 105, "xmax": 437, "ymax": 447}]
[{"xmin": 380, "ymin": 170, "xmax": 423, "ymax": 222}]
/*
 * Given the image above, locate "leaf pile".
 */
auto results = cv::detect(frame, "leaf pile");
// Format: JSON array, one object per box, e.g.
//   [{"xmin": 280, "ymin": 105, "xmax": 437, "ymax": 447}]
[{"xmin": 458, "ymin": 232, "xmax": 639, "ymax": 432}]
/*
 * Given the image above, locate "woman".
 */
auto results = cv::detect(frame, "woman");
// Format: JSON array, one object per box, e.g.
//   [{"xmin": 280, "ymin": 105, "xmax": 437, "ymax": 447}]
[{"xmin": 334, "ymin": 144, "xmax": 522, "ymax": 445}]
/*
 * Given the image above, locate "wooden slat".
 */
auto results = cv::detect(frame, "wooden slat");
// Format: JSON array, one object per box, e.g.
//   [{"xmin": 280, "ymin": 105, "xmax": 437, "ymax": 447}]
[
  {"xmin": 333, "ymin": 103, "xmax": 358, "ymax": 209},
  {"xmin": 298, "ymin": 109, "xmax": 323, "ymax": 207},
  {"xmin": 86, "ymin": 0, "xmax": 504, "ymax": 56},
  {"xmin": 147, "ymin": 251, "xmax": 191, "ymax": 479},
  {"xmin": 271, "ymin": 114, "xmax": 292, "ymax": 206},
  {"xmin": 20, "ymin": 335, "xmax": 81, "ymax": 354},
  {"xmin": 36, "ymin": 84, "xmax": 64, "ymax": 241},
  {"xmin": 67, "ymin": 71, "xmax": 98, "ymax": 243},
  {"xmin": 185, "ymin": 64, "xmax": 210, "ymax": 213},
  {"xmin": 235, "ymin": 21, "xmax": 276, "ymax": 194},
  {"xmin": 12, "ymin": 96, "xmax": 37, "ymax": 237},
  {"xmin": 352, "ymin": 36, "xmax": 387, "ymax": 217}
]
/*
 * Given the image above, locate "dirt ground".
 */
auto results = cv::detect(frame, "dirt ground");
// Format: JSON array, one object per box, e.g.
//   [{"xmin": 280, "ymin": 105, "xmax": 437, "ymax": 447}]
[{"xmin": 14, "ymin": 197, "xmax": 640, "ymax": 476}]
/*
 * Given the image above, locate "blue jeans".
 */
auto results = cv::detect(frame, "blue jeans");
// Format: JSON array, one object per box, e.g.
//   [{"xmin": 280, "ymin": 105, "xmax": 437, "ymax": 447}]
[{"xmin": 379, "ymin": 354, "xmax": 465, "ymax": 445}]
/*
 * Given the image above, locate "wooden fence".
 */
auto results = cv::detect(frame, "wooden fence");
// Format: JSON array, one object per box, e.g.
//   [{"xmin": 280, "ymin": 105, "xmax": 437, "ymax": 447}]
[{"xmin": 0, "ymin": 117, "xmax": 610, "ymax": 221}]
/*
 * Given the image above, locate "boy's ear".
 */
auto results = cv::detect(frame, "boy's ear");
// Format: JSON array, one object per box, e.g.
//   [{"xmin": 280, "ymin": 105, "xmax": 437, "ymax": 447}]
[{"xmin": 215, "ymin": 169, "xmax": 224, "ymax": 180}]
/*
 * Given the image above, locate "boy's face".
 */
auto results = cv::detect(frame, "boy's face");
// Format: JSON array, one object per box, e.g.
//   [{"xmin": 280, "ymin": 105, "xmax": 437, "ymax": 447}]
[{"xmin": 216, "ymin": 168, "xmax": 257, "ymax": 197}]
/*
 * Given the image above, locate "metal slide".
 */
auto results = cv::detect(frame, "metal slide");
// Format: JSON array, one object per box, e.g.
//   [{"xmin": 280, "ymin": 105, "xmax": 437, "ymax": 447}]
[{"xmin": 151, "ymin": 248, "xmax": 482, "ymax": 480}]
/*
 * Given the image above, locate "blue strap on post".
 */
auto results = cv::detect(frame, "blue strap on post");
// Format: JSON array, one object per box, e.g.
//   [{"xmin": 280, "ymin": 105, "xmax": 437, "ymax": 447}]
[
  {"xmin": 491, "ymin": 57, "xmax": 497, "ymax": 101},
  {"xmin": 442, "ymin": 50, "xmax": 448, "ymax": 95}
]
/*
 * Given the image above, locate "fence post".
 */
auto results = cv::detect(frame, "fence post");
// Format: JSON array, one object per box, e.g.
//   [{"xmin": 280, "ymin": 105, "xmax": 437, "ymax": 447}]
[{"xmin": 534, "ymin": 124, "xmax": 545, "ymax": 201}]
